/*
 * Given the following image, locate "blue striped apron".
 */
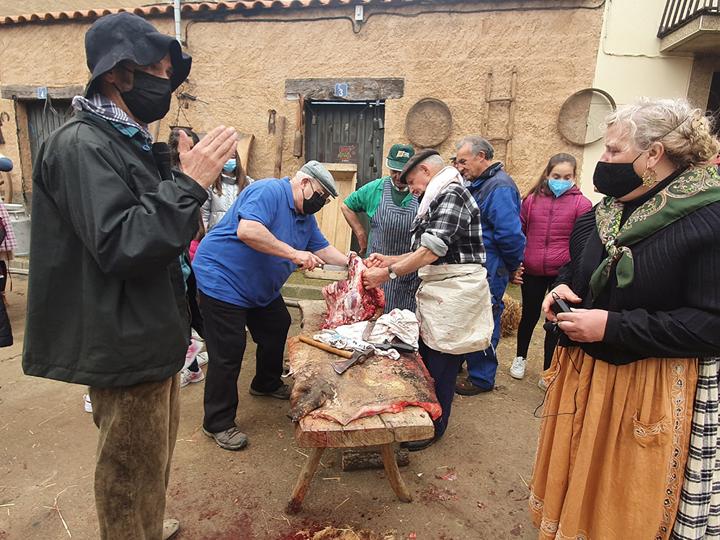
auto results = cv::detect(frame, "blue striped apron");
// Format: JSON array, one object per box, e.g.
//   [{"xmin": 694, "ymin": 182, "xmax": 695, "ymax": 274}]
[{"xmin": 367, "ymin": 180, "xmax": 420, "ymax": 312}]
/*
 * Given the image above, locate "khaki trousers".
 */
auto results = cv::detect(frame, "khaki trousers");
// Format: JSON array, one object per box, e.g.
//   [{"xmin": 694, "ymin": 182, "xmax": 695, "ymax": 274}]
[{"xmin": 90, "ymin": 374, "xmax": 180, "ymax": 540}]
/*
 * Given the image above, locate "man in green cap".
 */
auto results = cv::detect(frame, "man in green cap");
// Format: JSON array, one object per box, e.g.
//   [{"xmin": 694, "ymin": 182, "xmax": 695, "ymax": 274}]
[{"xmin": 341, "ymin": 143, "xmax": 419, "ymax": 311}]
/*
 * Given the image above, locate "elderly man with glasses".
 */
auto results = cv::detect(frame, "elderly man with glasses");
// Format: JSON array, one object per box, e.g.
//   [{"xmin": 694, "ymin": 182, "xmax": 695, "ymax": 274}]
[{"xmin": 192, "ymin": 160, "xmax": 348, "ymax": 451}]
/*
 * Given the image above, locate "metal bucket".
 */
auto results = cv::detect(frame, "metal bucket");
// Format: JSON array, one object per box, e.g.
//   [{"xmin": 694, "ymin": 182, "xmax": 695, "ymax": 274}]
[{"xmin": 4, "ymin": 203, "xmax": 30, "ymax": 256}]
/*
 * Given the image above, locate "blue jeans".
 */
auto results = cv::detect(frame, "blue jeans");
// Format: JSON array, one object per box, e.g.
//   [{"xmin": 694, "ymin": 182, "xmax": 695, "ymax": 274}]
[
  {"xmin": 419, "ymin": 340, "xmax": 465, "ymax": 438},
  {"xmin": 465, "ymin": 276, "xmax": 507, "ymax": 390}
]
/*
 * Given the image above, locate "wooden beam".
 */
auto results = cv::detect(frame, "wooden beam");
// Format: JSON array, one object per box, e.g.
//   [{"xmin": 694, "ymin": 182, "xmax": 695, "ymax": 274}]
[
  {"xmin": 1, "ymin": 85, "xmax": 85, "ymax": 100},
  {"xmin": 285, "ymin": 78, "xmax": 404, "ymax": 101}
]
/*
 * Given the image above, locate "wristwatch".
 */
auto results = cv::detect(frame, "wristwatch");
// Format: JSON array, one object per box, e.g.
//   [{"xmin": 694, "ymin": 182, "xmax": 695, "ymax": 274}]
[{"xmin": 388, "ymin": 266, "xmax": 398, "ymax": 280}]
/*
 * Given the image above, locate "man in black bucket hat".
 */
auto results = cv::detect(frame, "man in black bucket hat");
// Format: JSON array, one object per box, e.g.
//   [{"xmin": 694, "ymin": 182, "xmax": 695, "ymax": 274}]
[{"xmin": 22, "ymin": 12, "xmax": 237, "ymax": 540}]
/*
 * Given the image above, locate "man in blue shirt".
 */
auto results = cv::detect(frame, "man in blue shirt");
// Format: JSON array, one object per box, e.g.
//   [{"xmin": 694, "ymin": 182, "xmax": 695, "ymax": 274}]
[
  {"xmin": 454, "ymin": 136, "xmax": 526, "ymax": 395},
  {"xmin": 193, "ymin": 160, "xmax": 348, "ymax": 451}
]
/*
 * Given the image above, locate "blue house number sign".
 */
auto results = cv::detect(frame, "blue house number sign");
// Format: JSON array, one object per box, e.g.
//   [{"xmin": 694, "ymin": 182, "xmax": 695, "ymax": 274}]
[{"xmin": 334, "ymin": 83, "xmax": 349, "ymax": 98}]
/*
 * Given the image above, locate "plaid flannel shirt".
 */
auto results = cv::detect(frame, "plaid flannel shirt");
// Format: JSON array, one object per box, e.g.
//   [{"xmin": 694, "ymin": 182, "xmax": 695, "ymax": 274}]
[
  {"xmin": 410, "ymin": 183, "xmax": 486, "ymax": 265},
  {"xmin": 72, "ymin": 94, "xmax": 153, "ymax": 149}
]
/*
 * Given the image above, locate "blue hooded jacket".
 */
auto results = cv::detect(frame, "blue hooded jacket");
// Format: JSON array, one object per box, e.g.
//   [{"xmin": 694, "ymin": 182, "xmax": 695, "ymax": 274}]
[{"xmin": 466, "ymin": 162, "xmax": 526, "ymax": 299}]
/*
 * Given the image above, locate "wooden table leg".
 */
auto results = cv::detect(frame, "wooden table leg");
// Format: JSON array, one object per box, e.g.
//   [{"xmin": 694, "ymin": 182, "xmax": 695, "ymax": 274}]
[
  {"xmin": 380, "ymin": 444, "xmax": 412, "ymax": 503},
  {"xmin": 286, "ymin": 447, "xmax": 325, "ymax": 514}
]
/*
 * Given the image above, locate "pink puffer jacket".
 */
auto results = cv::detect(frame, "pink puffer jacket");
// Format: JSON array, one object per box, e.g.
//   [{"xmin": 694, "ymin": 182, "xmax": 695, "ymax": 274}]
[{"xmin": 520, "ymin": 186, "xmax": 592, "ymax": 277}]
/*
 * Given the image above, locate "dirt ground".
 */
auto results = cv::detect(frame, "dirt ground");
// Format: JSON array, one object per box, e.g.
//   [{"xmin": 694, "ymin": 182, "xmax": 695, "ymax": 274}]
[{"xmin": 0, "ymin": 276, "xmax": 548, "ymax": 540}]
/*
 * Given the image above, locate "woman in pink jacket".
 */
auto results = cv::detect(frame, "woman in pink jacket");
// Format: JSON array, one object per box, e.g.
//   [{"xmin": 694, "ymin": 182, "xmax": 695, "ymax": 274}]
[{"xmin": 510, "ymin": 153, "xmax": 591, "ymax": 386}]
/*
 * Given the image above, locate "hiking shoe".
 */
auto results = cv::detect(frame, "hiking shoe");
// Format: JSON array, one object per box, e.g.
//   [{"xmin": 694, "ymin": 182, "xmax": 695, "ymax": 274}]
[
  {"xmin": 509, "ymin": 356, "xmax": 527, "ymax": 380},
  {"xmin": 249, "ymin": 383, "xmax": 291, "ymax": 400},
  {"xmin": 180, "ymin": 367, "xmax": 205, "ymax": 388},
  {"xmin": 202, "ymin": 426, "xmax": 248, "ymax": 451},
  {"xmin": 83, "ymin": 393, "xmax": 93, "ymax": 413},
  {"xmin": 455, "ymin": 378, "xmax": 493, "ymax": 396},
  {"xmin": 196, "ymin": 351, "xmax": 209, "ymax": 367},
  {"xmin": 162, "ymin": 518, "xmax": 180, "ymax": 540}
]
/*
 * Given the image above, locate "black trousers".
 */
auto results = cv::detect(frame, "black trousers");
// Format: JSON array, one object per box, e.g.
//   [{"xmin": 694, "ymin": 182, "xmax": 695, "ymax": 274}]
[
  {"xmin": 516, "ymin": 274, "xmax": 558, "ymax": 370},
  {"xmin": 199, "ymin": 292, "xmax": 291, "ymax": 433},
  {"xmin": 419, "ymin": 340, "xmax": 464, "ymax": 439}
]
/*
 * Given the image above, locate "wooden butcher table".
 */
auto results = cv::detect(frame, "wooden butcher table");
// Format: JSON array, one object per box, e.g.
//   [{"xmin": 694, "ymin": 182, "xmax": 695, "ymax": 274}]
[{"xmin": 286, "ymin": 300, "xmax": 435, "ymax": 514}]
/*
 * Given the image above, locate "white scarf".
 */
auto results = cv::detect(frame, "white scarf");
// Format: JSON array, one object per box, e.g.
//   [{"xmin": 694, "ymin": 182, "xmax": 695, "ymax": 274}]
[{"xmin": 416, "ymin": 166, "xmax": 464, "ymax": 218}]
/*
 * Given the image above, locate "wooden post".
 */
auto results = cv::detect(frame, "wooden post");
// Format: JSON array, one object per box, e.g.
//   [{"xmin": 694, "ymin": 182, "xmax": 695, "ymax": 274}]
[
  {"xmin": 380, "ymin": 444, "xmax": 412, "ymax": 502},
  {"xmin": 506, "ymin": 67, "xmax": 518, "ymax": 171},
  {"xmin": 293, "ymin": 96, "xmax": 304, "ymax": 158},
  {"xmin": 273, "ymin": 115, "xmax": 286, "ymax": 178},
  {"xmin": 287, "ymin": 447, "xmax": 325, "ymax": 514}
]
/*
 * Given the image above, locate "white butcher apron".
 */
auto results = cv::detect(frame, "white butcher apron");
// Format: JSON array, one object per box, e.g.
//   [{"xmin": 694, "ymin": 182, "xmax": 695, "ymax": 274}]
[{"xmin": 415, "ymin": 263, "xmax": 493, "ymax": 355}]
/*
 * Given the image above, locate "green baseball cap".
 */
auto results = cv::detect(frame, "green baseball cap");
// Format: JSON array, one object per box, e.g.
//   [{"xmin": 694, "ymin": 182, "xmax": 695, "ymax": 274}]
[{"xmin": 386, "ymin": 144, "xmax": 415, "ymax": 171}]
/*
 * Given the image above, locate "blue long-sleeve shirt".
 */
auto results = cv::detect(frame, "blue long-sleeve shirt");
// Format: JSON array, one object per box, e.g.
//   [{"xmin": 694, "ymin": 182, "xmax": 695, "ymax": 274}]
[{"xmin": 467, "ymin": 163, "xmax": 525, "ymax": 296}]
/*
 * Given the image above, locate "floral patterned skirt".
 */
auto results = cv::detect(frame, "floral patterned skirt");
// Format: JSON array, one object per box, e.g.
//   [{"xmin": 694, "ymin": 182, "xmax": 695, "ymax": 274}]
[{"xmin": 529, "ymin": 346, "xmax": 698, "ymax": 540}]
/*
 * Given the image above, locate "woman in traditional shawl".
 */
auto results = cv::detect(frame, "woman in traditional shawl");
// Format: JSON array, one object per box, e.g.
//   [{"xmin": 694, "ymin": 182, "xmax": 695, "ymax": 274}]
[{"xmin": 529, "ymin": 98, "xmax": 720, "ymax": 539}]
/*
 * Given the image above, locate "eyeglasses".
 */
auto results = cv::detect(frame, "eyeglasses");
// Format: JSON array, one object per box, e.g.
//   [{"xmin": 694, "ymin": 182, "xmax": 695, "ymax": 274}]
[{"xmin": 305, "ymin": 178, "xmax": 332, "ymax": 201}]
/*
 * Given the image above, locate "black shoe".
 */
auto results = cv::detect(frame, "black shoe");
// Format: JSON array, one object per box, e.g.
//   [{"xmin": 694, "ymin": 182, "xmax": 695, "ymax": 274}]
[
  {"xmin": 401, "ymin": 437, "xmax": 437, "ymax": 452},
  {"xmin": 249, "ymin": 383, "xmax": 291, "ymax": 400},
  {"xmin": 455, "ymin": 377, "xmax": 493, "ymax": 396}
]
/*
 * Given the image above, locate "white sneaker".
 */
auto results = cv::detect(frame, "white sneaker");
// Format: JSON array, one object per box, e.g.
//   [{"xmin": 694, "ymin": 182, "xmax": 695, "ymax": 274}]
[
  {"xmin": 83, "ymin": 393, "xmax": 93, "ymax": 413},
  {"xmin": 538, "ymin": 378, "xmax": 548, "ymax": 391},
  {"xmin": 195, "ymin": 351, "xmax": 208, "ymax": 367},
  {"xmin": 180, "ymin": 368, "xmax": 205, "ymax": 388},
  {"xmin": 183, "ymin": 338, "xmax": 203, "ymax": 370},
  {"xmin": 509, "ymin": 356, "xmax": 526, "ymax": 380}
]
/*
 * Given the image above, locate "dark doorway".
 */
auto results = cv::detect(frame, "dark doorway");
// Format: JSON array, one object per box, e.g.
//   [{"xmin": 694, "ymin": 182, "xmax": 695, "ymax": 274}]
[
  {"xmin": 27, "ymin": 99, "xmax": 74, "ymax": 165},
  {"xmin": 304, "ymin": 101, "xmax": 386, "ymax": 188},
  {"xmin": 707, "ymin": 72, "xmax": 720, "ymax": 134}
]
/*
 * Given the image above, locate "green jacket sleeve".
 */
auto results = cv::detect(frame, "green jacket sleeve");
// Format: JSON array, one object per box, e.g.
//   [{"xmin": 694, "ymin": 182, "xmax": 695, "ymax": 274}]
[{"xmin": 39, "ymin": 138, "xmax": 208, "ymax": 279}]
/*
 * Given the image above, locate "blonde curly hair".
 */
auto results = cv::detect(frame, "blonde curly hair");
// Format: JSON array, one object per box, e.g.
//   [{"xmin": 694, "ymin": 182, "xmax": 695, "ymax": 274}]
[{"xmin": 605, "ymin": 98, "xmax": 720, "ymax": 169}]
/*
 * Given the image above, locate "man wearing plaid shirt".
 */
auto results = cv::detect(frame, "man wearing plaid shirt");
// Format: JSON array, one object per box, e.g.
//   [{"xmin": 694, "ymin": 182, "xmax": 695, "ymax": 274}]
[{"xmin": 363, "ymin": 149, "xmax": 491, "ymax": 451}]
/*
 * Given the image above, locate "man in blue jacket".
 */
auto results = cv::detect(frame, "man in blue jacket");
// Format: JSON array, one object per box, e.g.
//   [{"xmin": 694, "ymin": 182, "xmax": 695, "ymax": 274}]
[{"xmin": 454, "ymin": 136, "xmax": 525, "ymax": 395}]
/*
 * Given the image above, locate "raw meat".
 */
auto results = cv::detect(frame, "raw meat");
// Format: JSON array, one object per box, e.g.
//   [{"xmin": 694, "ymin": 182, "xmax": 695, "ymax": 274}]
[
  {"xmin": 321, "ymin": 252, "xmax": 384, "ymax": 329},
  {"xmin": 288, "ymin": 338, "xmax": 441, "ymax": 425}
]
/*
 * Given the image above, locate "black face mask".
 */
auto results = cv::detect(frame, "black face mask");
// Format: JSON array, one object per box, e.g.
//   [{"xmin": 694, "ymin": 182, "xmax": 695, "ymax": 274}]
[
  {"xmin": 302, "ymin": 184, "xmax": 326, "ymax": 214},
  {"xmin": 119, "ymin": 70, "xmax": 172, "ymax": 124},
  {"xmin": 592, "ymin": 154, "xmax": 644, "ymax": 198}
]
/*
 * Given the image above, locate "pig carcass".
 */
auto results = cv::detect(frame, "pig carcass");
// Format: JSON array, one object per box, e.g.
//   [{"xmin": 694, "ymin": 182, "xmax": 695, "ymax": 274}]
[{"xmin": 321, "ymin": 252, "xmax": 384, "ymax": 329}]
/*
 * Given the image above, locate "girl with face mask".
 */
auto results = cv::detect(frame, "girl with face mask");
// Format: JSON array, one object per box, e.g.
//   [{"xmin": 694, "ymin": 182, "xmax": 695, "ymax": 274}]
[
  {"xmin": 201, "ymin": 153, "xmax": 254, "ymax": 230},
  {"xmin": 509, "ymin": 154, "xmax": 591, "ymax": 385},
  {"xmin": 529, "ymin": 98, "xmax": 720, "ymax": 539}
]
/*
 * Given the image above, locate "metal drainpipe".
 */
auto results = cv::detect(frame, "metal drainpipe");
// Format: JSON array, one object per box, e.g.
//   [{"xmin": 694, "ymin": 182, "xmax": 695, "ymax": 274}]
[{"xmin": 173, "ymin": 0, "xmax": 182, "ymax": 44}]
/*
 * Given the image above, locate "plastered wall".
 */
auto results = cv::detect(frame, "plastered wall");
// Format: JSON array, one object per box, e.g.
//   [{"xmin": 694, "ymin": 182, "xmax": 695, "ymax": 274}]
[
  {"xmin": 579, "ymin": 0, "xmax": 698, "ymax": 199},
  {"xmin": 0, "ymin": 1, "xmax": 604, "ymax": 200}
]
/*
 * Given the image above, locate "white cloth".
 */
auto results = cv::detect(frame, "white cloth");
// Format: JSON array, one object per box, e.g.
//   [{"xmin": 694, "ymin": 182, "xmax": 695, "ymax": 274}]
[
  {"xmin": 416, "ymin": 166, "xmax": 464, "ymax": 218},
  {"xmin": 415, "ymin": 263, "xmax": 494, "ymax": 354},
  {"xmin": 370, "ymin": 309, "xmax": 419, "ymax": 347},
  {"xmin": 328, "ymin": 310, "xmax": 419, "ymax": 348}
]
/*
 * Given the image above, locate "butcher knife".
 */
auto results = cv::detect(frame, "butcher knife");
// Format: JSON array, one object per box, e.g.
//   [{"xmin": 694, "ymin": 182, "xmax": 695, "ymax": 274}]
[{"xmin": 373, "ymin": 342, "xmax": 417, "ymax": 354}]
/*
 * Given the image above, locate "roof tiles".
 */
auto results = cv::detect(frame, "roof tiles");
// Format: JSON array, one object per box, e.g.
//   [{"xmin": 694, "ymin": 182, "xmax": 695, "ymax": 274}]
[{"xmin": 1, "ymin": 0, "xmax": 423, "ymax": 26}]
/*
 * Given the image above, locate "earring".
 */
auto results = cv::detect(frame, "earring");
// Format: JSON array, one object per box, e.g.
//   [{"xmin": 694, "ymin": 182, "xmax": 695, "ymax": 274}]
[{"xmin": 642, "ymin": 168, "xmax": 657, "ymax": 187}]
